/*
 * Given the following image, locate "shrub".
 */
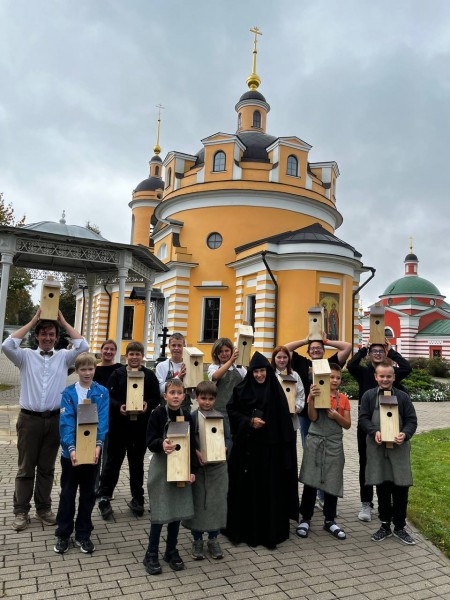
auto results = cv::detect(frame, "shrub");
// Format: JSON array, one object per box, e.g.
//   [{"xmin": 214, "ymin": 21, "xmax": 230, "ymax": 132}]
[
  {"xmin": 409, "ymin": 357, "xmax": 429, "ymax": 370},
  {"xmin": 340, "ymin": 370, "xmax": 359, "ymax": 399},
  {"xmin": 427, "ymin": 357, "xmax": 450, "ymax": 378}
]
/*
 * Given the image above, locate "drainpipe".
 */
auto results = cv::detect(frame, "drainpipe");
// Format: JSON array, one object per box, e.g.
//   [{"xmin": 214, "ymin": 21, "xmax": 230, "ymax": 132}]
[
  {"xmin": 351, "ymin": 267, "xmax": 376, "ymax": 355},
  {"xmin": 261, "ymin": 251, "xmax": 278, "ymax": 348},
  {"xmin": 104, "ymin": 282, "xmax": 112, "ymax": 338}
]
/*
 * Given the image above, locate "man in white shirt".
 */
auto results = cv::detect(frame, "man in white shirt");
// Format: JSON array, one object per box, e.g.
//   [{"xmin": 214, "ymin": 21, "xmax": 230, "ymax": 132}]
[{"xmin": 2, "ymin": 309, "xmax": 88, "ymax": 531}]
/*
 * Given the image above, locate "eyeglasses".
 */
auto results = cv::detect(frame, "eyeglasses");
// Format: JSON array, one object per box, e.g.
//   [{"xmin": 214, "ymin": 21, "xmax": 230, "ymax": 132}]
[{"xmin": 370, "ymin": 350, "xmax": 385, "ymax": 356}]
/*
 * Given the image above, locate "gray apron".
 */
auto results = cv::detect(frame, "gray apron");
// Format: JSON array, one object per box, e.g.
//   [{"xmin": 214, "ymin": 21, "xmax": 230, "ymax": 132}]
[
  {"xmin": 299, "ymin": 405, "xmax": 345, "ymax": 497},
  {"xmin": 365, "ymin": 398, "xmax": 413, "ymax": 487},
  {"xmin": 147, "ymin": 452, "xmax": 194, "ymax": 524}
]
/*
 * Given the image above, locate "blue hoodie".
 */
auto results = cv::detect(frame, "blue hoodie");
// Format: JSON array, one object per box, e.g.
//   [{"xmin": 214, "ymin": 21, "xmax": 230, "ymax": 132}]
[{"xmin": 59, "ymin": 381, "xmax": 109, "ymax": 459}]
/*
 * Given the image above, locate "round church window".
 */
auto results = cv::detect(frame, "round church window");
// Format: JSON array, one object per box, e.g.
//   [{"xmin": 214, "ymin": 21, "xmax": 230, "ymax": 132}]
[{"xmin": 207, "ymin": 232, "xmax": 223, "ymax": 249}]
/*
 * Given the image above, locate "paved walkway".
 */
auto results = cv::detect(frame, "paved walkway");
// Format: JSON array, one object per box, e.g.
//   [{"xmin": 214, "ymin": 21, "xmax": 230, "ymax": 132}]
[{"xmin": 1, "ymin": 353, "xmax": 450, "ymax": 600}]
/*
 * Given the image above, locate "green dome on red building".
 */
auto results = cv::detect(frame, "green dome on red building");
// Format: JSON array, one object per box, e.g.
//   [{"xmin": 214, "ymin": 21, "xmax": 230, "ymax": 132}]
[{"xmin": 382, "ymin": 276, "xmax": 441, "ymax": 297}]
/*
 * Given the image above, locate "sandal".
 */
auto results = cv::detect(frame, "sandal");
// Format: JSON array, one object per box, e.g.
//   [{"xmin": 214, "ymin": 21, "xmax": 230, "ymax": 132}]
[
  {"xmin": 324, "ymin": 521, "xmax": 346, "ymax": 540},
  {"xmin": 296, "ymin": 521, "xmax": 310, "ymax": 538}
]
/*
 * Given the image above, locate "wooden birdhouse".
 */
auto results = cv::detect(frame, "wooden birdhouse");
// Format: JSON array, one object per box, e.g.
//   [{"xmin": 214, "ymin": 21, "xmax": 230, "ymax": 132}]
[
  {"xmin": 280, "ymin": 374, "xmax": 297, "ymax": 414},
  {"xmin": 182, "ymin": 347, "xmax": 204, "ymax": 389},
  {"xmin": 76, "ymin": 401, "xmax": 98, "ymax": 465},
  {"xmin": 40, "ymin": 276, "xmax": 61, "ymax": 320},
  {"xmin": 237, "ymin": 324, "xmax": 253, "ymax": 367},
  {"xmin": 312, "ymin": 359, "xmax": 331, "ymax": 409},
  {"xmin": 166, "ymin": 421, "xmax": 191, "ymax": 482},
  {"xmin": 198, "ymin": 409, "xmax": 226, "ymax": 463},
  {"xmin": 370, "ymin": 304, "xmax": 385, "ymax": 345},
  {"xmin": 308, "ymin": 306, "xmax": 324, "ymax": 341},
  {"xmin": 379, "ymin": 391, "xmax": 399, "ymax": 448},
  {"xmin": 126, "ymin": 370, "xmax": 144, "ymax": 413}
]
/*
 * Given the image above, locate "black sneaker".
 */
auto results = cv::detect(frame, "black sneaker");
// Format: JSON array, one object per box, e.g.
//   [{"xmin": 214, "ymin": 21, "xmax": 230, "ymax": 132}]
[
  {"xmin": 75, "ymin": 538, "xmax": 95, "ymax": 554},
  {"xmin": 371, "ymin": 525, "xmax": 393, "ymax": 542},
  {"xmin": 54, "ymin": 537, "xmax": 70, "ymax": 554},
  {"xmin": 127, "ymin": 497, "xmax": 145, "ymax": 516},
  {"xmin": 143, "ymin": 551, "xmax": 162, "ymax": 575},
  {"xmin": 163, "ymin": 549, "xmax": 185, "ymax": 571},
  {"xmin": 393, "ymin": 528, "xmax": 416, "ymax": 545},
  {"xmin": 98, "ymin": 498, "xmax": 113, "ymax": 520}
]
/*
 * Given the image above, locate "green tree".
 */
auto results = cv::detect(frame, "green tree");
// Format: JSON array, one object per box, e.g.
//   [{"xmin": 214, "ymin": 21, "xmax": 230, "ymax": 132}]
[
  {"xmin": 0, "ymin": 193, "xmax": 35, "ymax": 325},
  {"xmin": 59, "ymin": 273, "xmax": 82, "ymax": 327}
]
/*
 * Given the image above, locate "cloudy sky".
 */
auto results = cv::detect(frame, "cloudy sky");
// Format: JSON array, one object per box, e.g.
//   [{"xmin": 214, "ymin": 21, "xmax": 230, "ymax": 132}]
[{"xmin": 1, "ymin": 0, "xmax": 449, "ymax": 308}]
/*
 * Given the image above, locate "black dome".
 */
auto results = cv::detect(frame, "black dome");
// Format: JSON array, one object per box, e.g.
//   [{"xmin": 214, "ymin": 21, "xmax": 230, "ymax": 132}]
[
  {"xmin": 238, "ymin": 90, "xmax": 267, "ymax": 103},
  {"xmin": 134, "ymin": 176, "xmax": 164, "ymax": 192},
  {"xmin": 237, "ymin": 131, "xmax": 277, "ymax": 162},
  {"xmin": 150, "ymin": 155, "xmax": 162, "ymax": 163},
  {"xmin": 405, "ymin": 253, "xmax": 418, "ymax": 261}
]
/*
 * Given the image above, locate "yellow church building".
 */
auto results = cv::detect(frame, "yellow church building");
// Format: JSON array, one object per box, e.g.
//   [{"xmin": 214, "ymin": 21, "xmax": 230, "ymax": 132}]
[{"xmin": 79, "ymin": 31, "xmax": 369, "ymax": 359}]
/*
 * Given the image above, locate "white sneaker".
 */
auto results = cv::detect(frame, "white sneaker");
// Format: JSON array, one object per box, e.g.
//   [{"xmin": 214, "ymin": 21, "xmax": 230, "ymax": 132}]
[{"xmin": 358, "ymin": 502, "xmax": 372, "ymax": 522}]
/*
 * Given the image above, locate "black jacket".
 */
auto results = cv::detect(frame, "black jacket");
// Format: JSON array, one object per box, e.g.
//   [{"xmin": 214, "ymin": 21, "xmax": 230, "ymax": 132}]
[
  {"xmin": 107, "ymin": 365, "xmax": 160, "ymax": 424},
  {"xmin": 347, "ymin": 348, "xmax": 411, "ymax": 404}
]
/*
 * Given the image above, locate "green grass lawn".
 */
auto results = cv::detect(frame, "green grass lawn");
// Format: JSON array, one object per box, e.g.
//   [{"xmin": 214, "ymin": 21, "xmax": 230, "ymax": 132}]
[{"xmin": 409, "ymin": 428, "xmax": 450, "ymax": 558}]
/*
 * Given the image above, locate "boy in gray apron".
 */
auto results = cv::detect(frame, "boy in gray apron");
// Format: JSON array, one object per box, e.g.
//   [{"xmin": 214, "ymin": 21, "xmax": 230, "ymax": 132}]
[{"xmin": 359, "ymin": 359, "xmax": 417, "ymax": 545}]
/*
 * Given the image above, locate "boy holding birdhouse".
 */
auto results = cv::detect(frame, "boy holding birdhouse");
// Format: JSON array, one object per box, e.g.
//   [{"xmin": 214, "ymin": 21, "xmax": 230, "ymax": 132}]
[
  {"xmin": 183, "ymin": 381, "xmax": 230, "ymax": 561},
  {"xmin": 54, "ymin": 353, "xmax": 109, "ymax": 554},
  {"xmin": 143, "ymin": 378, "xmax": 196, "ymax": 575},
  {"xmin": 358, "ymin": 359, "xmax": 417, "ymax": 545},
  {"xmin": 297, "ymin": 364, "xmax": 351, "ymax": 541},
  {"xmin": 97, "ymin": 341, "xmax": 160, "ymax": 520}
]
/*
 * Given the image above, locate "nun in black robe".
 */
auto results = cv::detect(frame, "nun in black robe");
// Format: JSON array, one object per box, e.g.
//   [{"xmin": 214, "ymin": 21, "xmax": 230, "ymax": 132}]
[{"xmin": 225, "ymin": 352, "xmax": 299, "ymax": 549}]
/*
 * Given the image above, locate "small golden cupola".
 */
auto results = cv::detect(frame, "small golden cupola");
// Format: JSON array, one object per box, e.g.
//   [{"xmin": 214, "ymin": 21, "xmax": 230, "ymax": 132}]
[
  {"xmin": 235, "ymin": 26, "xmax": 270, "ymax": 134},
  {"xmin": 129, "ymin": 106, "xmax": 165, "ymax": 247}
]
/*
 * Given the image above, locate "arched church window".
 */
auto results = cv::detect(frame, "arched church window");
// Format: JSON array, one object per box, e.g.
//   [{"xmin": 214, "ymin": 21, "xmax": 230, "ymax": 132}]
[
  {"xmin": 238, "ymin": 112, "xmax": 242, "ymax": 130},
  {"xmin": 213, "ymin": 151, "xmax": 226, "ymax": 172},
  {"xmin": 155, "ymin": 166, "xmax": 159, "ymax": 176},
  {"xmin": 252, "ymin": 110, "xmax": 261, "ymax": 128},
  {"xmin": 166, "ymin": 168, "xmax": 172, "ymax": 188},
  {"xmin": 287, "ymin": 155, "xmax": 299, "ymax": 177}
]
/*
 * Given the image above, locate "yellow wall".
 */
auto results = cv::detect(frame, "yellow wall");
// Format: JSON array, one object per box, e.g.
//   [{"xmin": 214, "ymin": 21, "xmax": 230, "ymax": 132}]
[{"xmin": 132, "ymin": 206, "xmax": 153, "ymax": 246}]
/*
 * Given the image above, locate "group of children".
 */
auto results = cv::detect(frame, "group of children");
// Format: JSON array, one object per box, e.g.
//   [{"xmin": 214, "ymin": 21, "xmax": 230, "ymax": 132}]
[{"xmin": 52, "ymin": 332, "xmax": 418, "ymax": 570}]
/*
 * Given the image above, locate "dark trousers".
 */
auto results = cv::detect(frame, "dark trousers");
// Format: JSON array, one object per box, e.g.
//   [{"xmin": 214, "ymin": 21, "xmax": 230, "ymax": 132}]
[
  {"xmin": 148, "ymin": 521, "xmax": 180, "ymax": 554},
  {"xmin": 357, "ymin": 424, "xmax": 374, "ymax": 504},
  {"xmin": 300, "ymin": 484, "xmax": 338, "ymax": 522},
  {"xmin": 14, "ymin": 411, "xmax": 60, "ymax": 514},
  {"xmin": 56, "ymin": 457, "xmax": 98, "ymax": 540},
  {"xmin": 376, "ymin": 481, "xmax": 409, "ymax": 530},
  {"xmin": 192, "ymin": 529, "xmax": 219, "ymax": 540},
  {"xmin": 98, "ymin": 422, "xmax": 147, "ymax": 502}
]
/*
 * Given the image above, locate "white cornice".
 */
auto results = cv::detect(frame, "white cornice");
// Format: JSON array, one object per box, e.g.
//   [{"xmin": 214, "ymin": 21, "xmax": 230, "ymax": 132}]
[
  {"xmin": 163, "ymin": 151, "xmax": 197, "ymax": 167},
  {"xmin": 235, "ymin": 98, "xmax": 270, "ymax": 113},
  {"xmin": 310, "ymin": 161, "xmax": 340, "ymax": 178},
  {"xmin": 154, "ymin": 189, "xmax": 343, "ymax": 230},
  {"xmin": 201, "ymin": 133, "xmax": 246, "ymax": 152},
  {"xmin": 266, "ymin": 137, "xmax": 312, "ymax": 153},
  {"xmin": 152, "ymin": 222, "xmax": 182, "ymax": 244},
  {"xmin": 128, "ymin": 199, "xmax": 160, "ymax": 210},
  {"xmin": 227, "ymin": 251, "xmax": 364, "ymax": 278}
]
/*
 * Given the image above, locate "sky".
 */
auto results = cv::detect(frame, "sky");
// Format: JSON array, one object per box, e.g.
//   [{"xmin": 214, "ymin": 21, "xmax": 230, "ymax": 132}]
[{"xmin": 1, "ymin": 0, "xmax": 450, "ymax": 309}]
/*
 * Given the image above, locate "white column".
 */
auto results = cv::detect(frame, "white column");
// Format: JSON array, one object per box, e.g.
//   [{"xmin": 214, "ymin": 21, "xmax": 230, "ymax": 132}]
[
  {"xmin": 115, "ymin": 267, "xmax": 128, "ymax": 360},
  {"xmin": 0, "ymin": 251, "xmax": 14, "ymax": 344}
]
